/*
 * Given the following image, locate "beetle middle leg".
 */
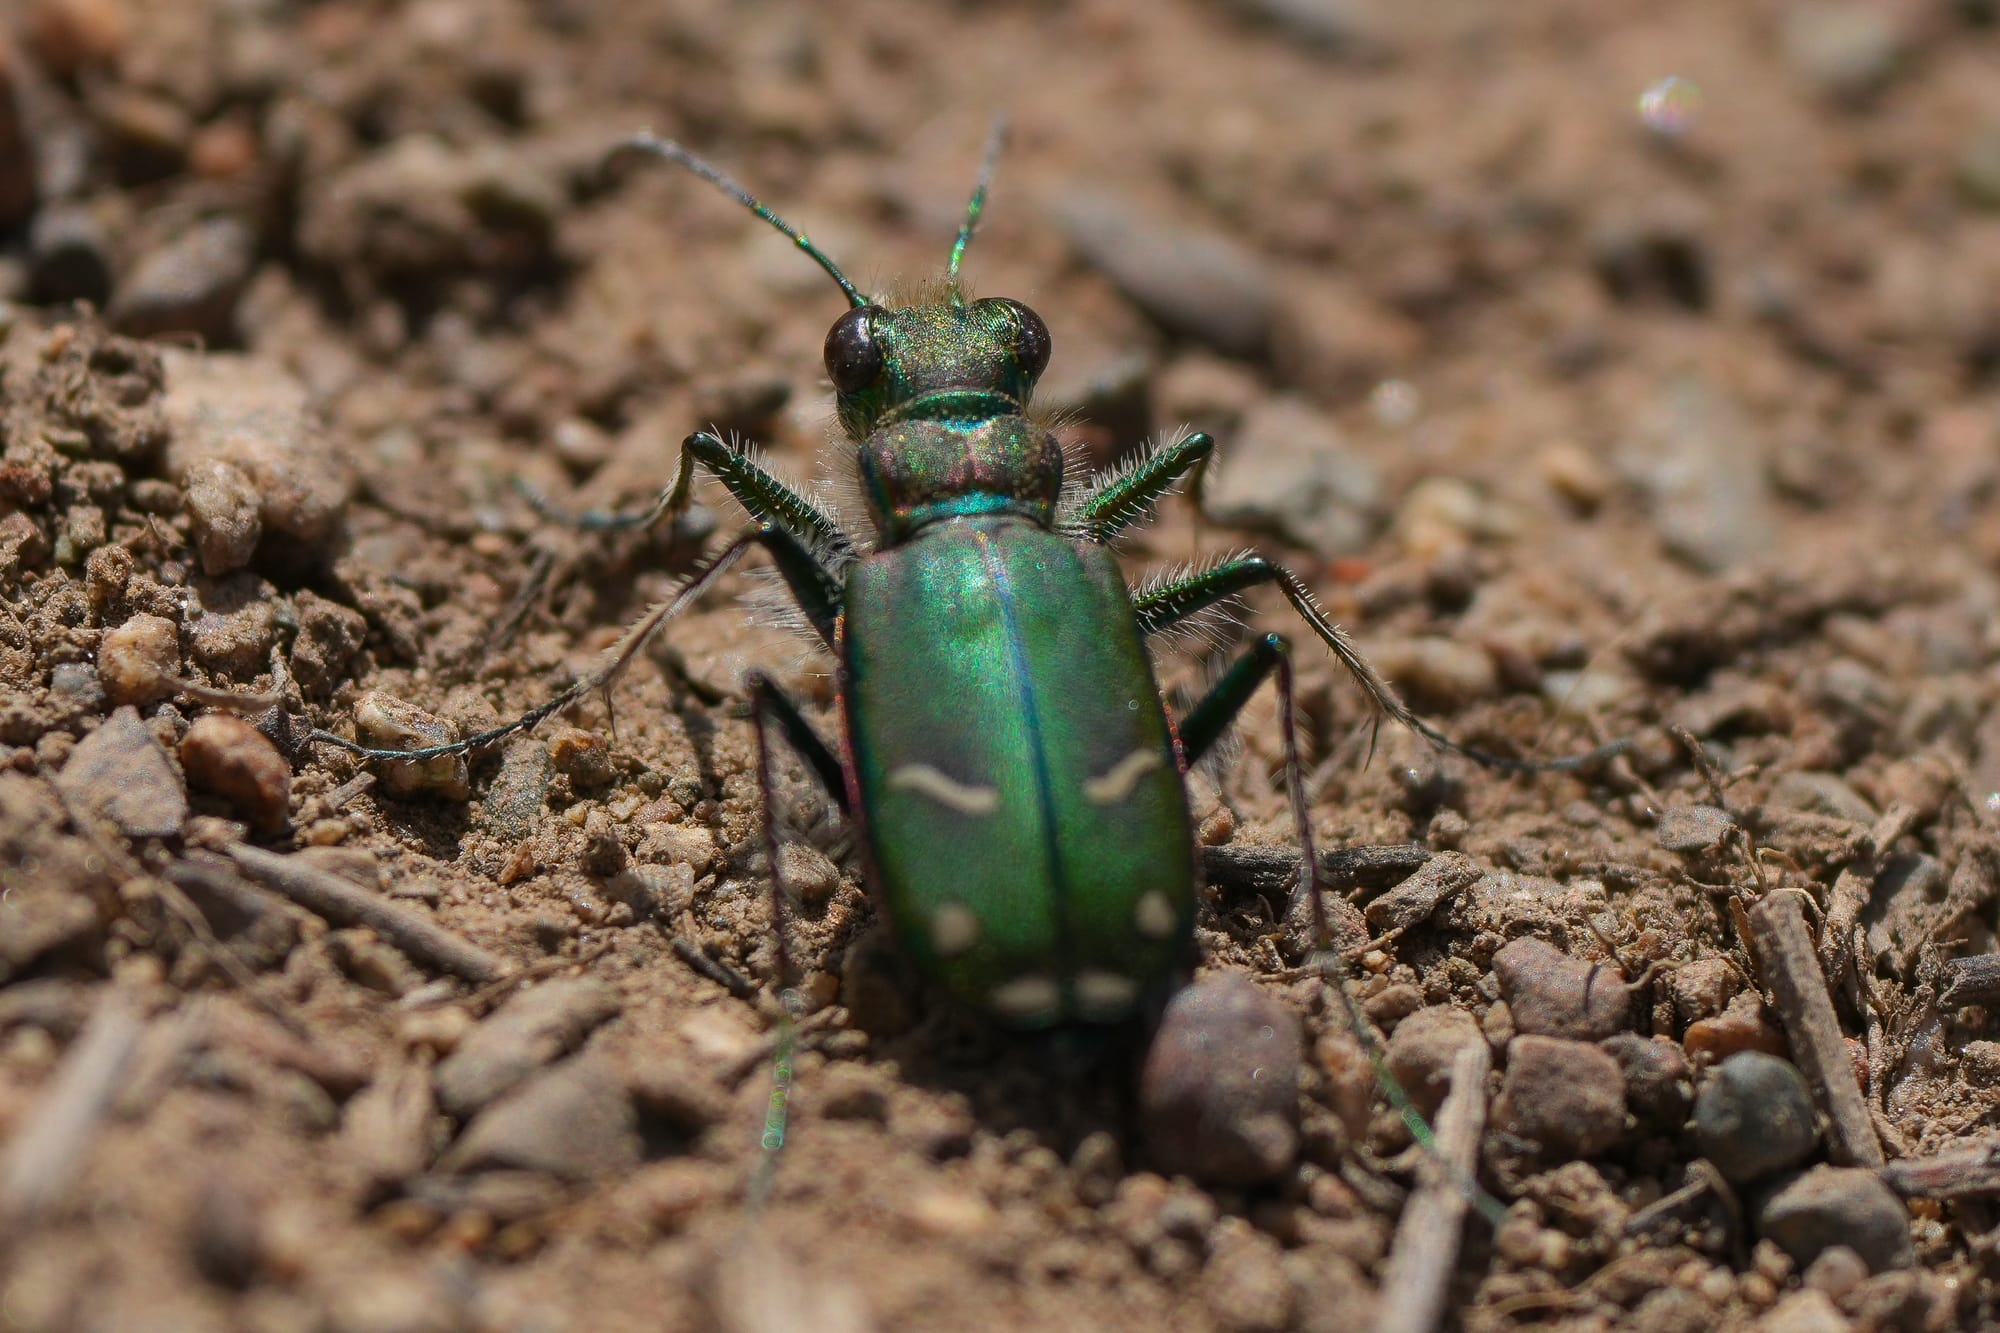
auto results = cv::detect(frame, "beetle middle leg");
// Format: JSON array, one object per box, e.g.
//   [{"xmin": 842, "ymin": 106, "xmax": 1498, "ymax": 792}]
[
  {"xmin": 1135, "ymin": 554, "xmax": 1622, "ymax": 775},
  {"xmin": 312, "ymin": 520, "xmax": 845, "ymax": 763},
  {"xmin": 1174, "ymin": 631, "xmax": 1331, "ymax": 950}
]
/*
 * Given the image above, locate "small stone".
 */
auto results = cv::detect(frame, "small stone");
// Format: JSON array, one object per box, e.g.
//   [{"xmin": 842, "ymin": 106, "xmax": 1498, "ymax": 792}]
[
  {"xmin": 162, "ymin": 350, "xmax": 352, "ymax": 555},
  {"xmin": 1358, "ymin": 636, "xmax": 1499, "ymax": 713},
  {"xmin": 1054, "ymin": 189, "xmax": 1277, "ymax": 360},
  {"xmin": 1783, "ymin": 4, "xmax": 1905, "ymax": 105},
  {"xmin": 110, "ymin": 216, "xmax": 257, "ymax": 344},
  {"xmin": 1755, "ymin": 1289, "xmax": 1851, "ymax": 1333},
  {"xmin": 1201, "ymin": 396, "xmax": 1381, "ymax": 556},
  {"xmin": 1492, "ymin": 1035, "xmax": 1626, "ymax": 1160},
  {"xmin": 1600, "ymin": 1034, "xmax": 1694, "ymax": 1130},
  {"xmin": 813, "ymin": 1062, "xmax": 890, "ymax": 1124},
  {"xmin": 433, "ymin": 977, "xmax": 622, "ymax": 1118},
  {"xmin": 777, "ymin": 842, "xmax": 841, "ymax": 908},
  {"xmin": 1363, "ymin": 851, "xmax": 1481, "ymax": 934},
  {"xmin": 1492, "ymin": 937, "xmax": 1632, "ymax": 1041},
  {"xmin": 182, "ymin": 458, "xmax": 263, "ymax": 576},
  {"xmin": 183, "ymin": 576, "xmax": 280, "ymax": 679},
  {"xmin": 180, "ymin": 713, "xmax": 291, "ymax": 832},
  {"xmin": 188, "ymin": 1178, "xmax": 266, "ymax": 1291},
  {"xmin": 626, "ymin": 1056, "xmax": 730, "ymax": 1138},
  {"xmin": 339, "ymin": 1060, "xmax": 439, "ymax": 1188},
  {"xmin": 1694, "ymin": 1052, "xmax": 1821, "ymax": 1185},
  {"xmin": 287, "ymin": 591, "xmax": 366, "ymax": 699},
  {"xmin": 28, "ymin": 202, "xmax": 111, "ymax": 306},
  {"xmin": 1657, "ymin": 804, "xmax": 1736, "ymax": 855},
  {"xmin": 439, "ymin": 1056, "xmax": 641, "ymax": 1183},
  {"xmin": 1757, "ymin": 1166, "xmax": 1914, "ymax": 1274},
  {"xmin": 1619, "ymin": 379, "xmax": 1774, "ymax": 574},
  {"xmin": 1684, "ymin": 989, "xmax": 1790, "ymax": 1065},
  {"xmin": 52, "ymin": 706, "xmax": 187, "ymax": 838},
  {"xmin": 1384, "ymin": 1005, "xmax": 1482, "ymax": 1118},
  {"xmin": 547, "ymin": 726, "xmax": 613, "ymax": 789},
  {"xmin": 1768, "ymin": 772, "xmax": 1875, "ymax": 824},
  {"xmin": 1199, "ymin": 1226, "xmax": 1295, "ymax": 1333},
  {"xmin": 353, "ymin": 692, "xmax": 470, "ymax": 800},
  {"xmin": 1140, "ymin": 973, "xmax": 1302, "ymax": 1186},
  {"xmin": 1538, "ymin": 441, "xmax": 1615, "ymax": 513}
]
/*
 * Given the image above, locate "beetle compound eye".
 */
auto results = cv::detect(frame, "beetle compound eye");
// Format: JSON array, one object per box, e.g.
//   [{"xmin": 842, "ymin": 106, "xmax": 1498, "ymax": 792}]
[
  {"xmin": 978, "ymin": 298, "xmax": 1051, "ymax": 380},
  {"xmin": 824, "ymin": 306, "xmax": 886, "ymax": 394}
]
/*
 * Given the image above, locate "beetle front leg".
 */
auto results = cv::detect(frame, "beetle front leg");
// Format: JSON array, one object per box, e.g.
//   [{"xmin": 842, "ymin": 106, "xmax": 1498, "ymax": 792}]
[
  {"xmin": 520, "ymin": 430, "xmax": 853, "ymax": 559},
  {"xmin": 1069, "ymin": 431, "xmax": 1214, "ymax": 540}
]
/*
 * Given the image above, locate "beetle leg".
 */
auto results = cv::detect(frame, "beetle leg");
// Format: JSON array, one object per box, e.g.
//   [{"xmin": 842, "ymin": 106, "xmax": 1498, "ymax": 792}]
[
  {"xmin": 312, "ymin": 523, "xmax": 844, "ymax": 762},
  {"xmin": 1068, "ymin": 430, "xmax": 1214, "ymax": 540},
  {"xmin": 1175, "ymin": 632, "xmax": 1329, "ymax": 948},
  {"xmin": 518, "ymin": 430, "xmax": 855, "ymax": 561},
  {"xmin": 1135, "ymin": 554, "xmax": 1624, "ymax": 775}
]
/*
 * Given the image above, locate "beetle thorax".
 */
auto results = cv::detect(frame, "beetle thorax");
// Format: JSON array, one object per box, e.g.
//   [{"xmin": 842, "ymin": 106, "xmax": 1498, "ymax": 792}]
[{"xmin": 858, "ymin": 415, "xmax": 1064, "ymax": 539}]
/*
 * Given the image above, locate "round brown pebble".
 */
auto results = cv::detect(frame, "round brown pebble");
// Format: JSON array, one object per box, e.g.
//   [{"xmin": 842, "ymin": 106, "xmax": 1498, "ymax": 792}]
[
  {"xmin": 1493, "ymin": 1034, "xmax": 1627, "ymax": 1160},
  {"xmin": 181, "ymin": 713, "xmax": 291, "ymax": 831},
  {"xmin": 1493, "ymin": 936, "xmax": 1633, "ymax": 1041},
  {"xmin": 97, "ymin": 612, "xmax": 181, "ymax": 706},
  {"xmin": 1758, "ymin": 1166, "xmax": 1915, "ymax": 1274},
  {"xmin": 1140, "ymin": 973, "xmax": 1302, "ymax": 1187}
]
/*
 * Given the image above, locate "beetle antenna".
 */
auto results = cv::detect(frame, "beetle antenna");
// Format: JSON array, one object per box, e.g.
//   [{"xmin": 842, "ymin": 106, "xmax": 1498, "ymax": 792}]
[
  {"xmin": 617, "ymin": 130, "xmax": 869, "ymax": 309},
  {"xmin": 947, "ymin": 115, "xmax": 1009, "ymax": 289}
]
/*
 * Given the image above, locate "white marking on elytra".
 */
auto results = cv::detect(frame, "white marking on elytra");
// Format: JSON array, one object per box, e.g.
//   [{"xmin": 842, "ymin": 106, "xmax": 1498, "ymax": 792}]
[
  {"xmin": 1133, "ymin": 890, "xmax": 1179, "ymax": 940},
  {"xmin": 1082, "ymin": 748, "xmax": 1164, "ymax": 805},
  {"xmin": 1074, "ymin": 971, "xmax": 1140, "ymax": 1017},
  {"xmin": 887, "ymin": 764, "xmax": 1000, "ymax": 815},
  {"xmin": 930, "ymin": 901, "xmax": 981, "ymax": 959},
  {"xmin": 987, "ymin": 974, "xmax": 1061, "ymax": 1021}
]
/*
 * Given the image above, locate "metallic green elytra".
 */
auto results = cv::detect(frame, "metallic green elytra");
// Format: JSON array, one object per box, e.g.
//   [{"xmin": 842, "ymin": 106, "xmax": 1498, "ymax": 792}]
[
  {"xmin": 844, "ymin": 519, "xmax": 1196, "ymax": 1025},
  {"xmin": 313, "ymin": 122, "xmax": 1617, "ymax": 1033}
]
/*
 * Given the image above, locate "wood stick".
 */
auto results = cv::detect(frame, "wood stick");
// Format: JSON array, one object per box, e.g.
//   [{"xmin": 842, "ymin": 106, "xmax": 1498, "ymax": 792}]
[
  {"xmin": 226, "ymin": 844, "xmax": 512, "ymax": 985},
  {"xmin": 1373, "ymin": 1036, "xmax": 1492, "ymax": 1333},
  {"xmin": 1749, "ymin": 891, "xmax": 1884, "ymax": 1168},
  {"xmin": 1881, "ymin": 1139, "xmax": 2000, "ymax": 1199},
  {"xmin": 0, "ymin": 996, "xmax": 143, "ymax": 1231},
  {"xmin": 1940, "ymin": 954, "xmax": 2000, "ymax": 1008}
]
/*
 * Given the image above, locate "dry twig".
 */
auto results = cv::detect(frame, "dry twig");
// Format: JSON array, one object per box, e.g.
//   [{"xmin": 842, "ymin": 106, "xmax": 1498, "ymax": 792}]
[{"xmin": 1374, "ymin": 1037, "xmax": 1493, "ymax": 1333}]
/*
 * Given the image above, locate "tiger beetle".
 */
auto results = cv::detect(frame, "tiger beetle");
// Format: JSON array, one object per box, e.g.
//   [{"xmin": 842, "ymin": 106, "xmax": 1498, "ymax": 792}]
[{"xmin": 313, "ymin": 122, "xmax": 1613, "ymax": 1033}]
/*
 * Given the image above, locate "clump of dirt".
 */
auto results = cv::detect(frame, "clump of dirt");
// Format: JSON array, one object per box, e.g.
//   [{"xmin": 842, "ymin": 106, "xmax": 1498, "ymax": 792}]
[{"xmin": 2, "ymin": 2, "xmax": 1999, "ymax": 1330}]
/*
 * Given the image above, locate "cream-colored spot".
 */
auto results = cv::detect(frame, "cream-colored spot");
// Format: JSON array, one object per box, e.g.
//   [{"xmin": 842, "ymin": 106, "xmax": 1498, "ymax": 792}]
[
  {"xmin": 887, "ymin": 764, "xmax": 1000, "ymax": 815},
  {"xmin": 987, "ymin": 975, "xmax": 1062, "ymax": 1022},
  {"xmin": 1133, "ymin": 890, "xmax": 1179, "ymax": 941},
  {"xmin": 930, "ymin": 902, "xmax": 981, "ymax": 959},
  {"xmin": 1083, "ymin": 748, "xmax": 1165, "ymax": 805},
  {"xmin": 1074, "ymin": 971, "xmax": 1140, "ymax": 1018}
]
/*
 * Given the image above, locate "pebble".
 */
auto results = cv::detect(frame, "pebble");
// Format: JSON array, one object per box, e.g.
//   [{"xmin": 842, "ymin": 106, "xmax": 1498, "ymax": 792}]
[
  {"xmin": 28, "ymin": 202, "xmax": 113, "ymax": 306},
  {"xmin": 1139, "ymin": 973, "xmax": 1302, "ymax": 1186},
  {"xmin": 1599, "ymin": 1034, "xmax": 1695, "ymax": 1130},
  {"xmin": 184, "ymin": 577, "xmax": 280, "ymax": 679},
  {"xmin": 161, "ymin": 350, "xmax": 353, "ymax": 559},
  {"xmin": 1492, "ymin": 1035, "xmax": 1627, "ymax": 1160},
  {"xmin": 110, "ymin": 216, "xmax": 258, "ymax": 344},
  {"xmin": 1755, "ymin": 1289, "xmax": 1851, "ymax": 1333},
  {"xmin": 1656, "ymin": 803, "xmax": 1736, "ymax": 855},
  {"xmin": 625, "ymin": 1054, "xmax": 731, "ymax": 1138},
  {"xmin": 52, "ymin": 705, "xmax": 187, "ymax": 838},
  {"xmin": 547, "ymin": 726, "xmax": 613, "ymax": 789},
  {"xmin": 339, "ymin": 1060, "xmax": 439, "ymax": 1188},
  {"xmin": 1357, "ymin": 636, "xmax": 1499, "ymax": 713},
  {"xmin": 1768, "ymin": 772, "xmax": 1875, "ymax": 824},
  {"xmin": 24, "ymin": 0, "xmax": 129, "ymax": 74},
  {"xmin": 188, "ymin": 1177, "xmax": 266, "ymax": 1290},
  {"xmin": 1683, "ymin": 990, "xmax": 1790, "ymax": 1065},
  {"xmin": 1757, "ymin": 1166, "xmax": 1914, "ymax": 1274},
  {"xmin": 1694, "ymin": 1052, "xmax": 1820, "ymax": 1185},
  {"xmin": 1054, "ymin": 189, "xmax": 1277, "ymax": 360},
  {"xmin": 184, "ymin": 457, "xmax": 264, "ymax": 577},
  {"xmin": 482, "ymin": 738, "xmax": 553, "ymax": 843},
  {"xmin": 180, "ymin": 713, "xmax": 291, "ymax": 832},
  {"xmin": 353, "ymin": 692, "xmax": 470, "ymax": 800},
  {"xmin": 288, "ymin": 591, "xmax": 368, "ymax": 699},
  {"xmin": 433, "ymin": 976, "xmax": 622, "ymax": 1118},
  {"xmin": 1200, "ymin": 1226, "xmax": 1295, "ymax": 1333},
  {"xmin": 1782, "ymin": 4, "xmax": 1905, "ymax": 105},
  {"xmin": 1200, "ymin": 396, "xmax": 1381, "ymax": 555},
  {"xmin": 1492, "ymin": 937, "xmax": 1632, "ymax": 1041},
  {"xmin": 439, "ymin": 1055, "xmax": 641, "ymax": 1183},
  {"xmin": 1383, "ymin": 1004, "xmax": 1482, "ymax": 1118},
  {"xmin": 1271, "ymin": 278, "xmax": 1423, "ymax": 399},
  {"xmin": 1619, "ymin": 379, "xmax": 1774, "ymax": 574}
]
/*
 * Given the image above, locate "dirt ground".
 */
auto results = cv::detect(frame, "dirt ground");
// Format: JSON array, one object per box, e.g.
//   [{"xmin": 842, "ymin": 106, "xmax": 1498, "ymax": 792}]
[{"xmin": 3, "ymin": 1, "xmax": 2000, "ymax": 1329}]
